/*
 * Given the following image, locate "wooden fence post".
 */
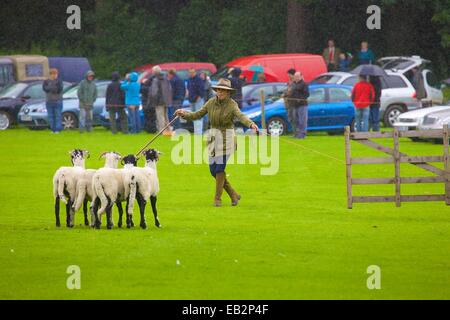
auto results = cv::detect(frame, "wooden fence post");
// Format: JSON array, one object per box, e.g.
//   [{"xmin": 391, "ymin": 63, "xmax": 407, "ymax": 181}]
[
  {"xmin": 443, "ymin": 124, "xmax": 450, "ymax": 205},
  {"xmin": 393, "ymin": 128, "xmax": 401, "ymax": 207},
  {"xmin": 260, "ymin": 90, "xmax": 266, "ymax": 130},
  {"xmin": 345, "ymin": 126, "xmax": 353, "ymax": 209}
]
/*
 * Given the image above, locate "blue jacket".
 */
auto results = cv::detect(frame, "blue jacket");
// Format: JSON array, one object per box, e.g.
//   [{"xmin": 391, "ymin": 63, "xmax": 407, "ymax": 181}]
[
  {"xmin": 358, "ymin": 49, "xmax": 375, "ymax": 65},
  {"xmin": 121, "ymin": 72, "xmax": 141, "ymax": 106},
  {"xmin": 170, "ymin": 75, "xmax": 186, "ymax": 101},
  {"xmin": 187, "ymin": 75, "xmax": 205, "ymax": 103}
]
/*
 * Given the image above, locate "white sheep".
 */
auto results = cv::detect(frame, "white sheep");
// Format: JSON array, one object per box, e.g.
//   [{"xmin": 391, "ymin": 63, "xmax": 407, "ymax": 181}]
[
  {"xmin": 92, "ymin": 154, "xmax": 138, "ymax": 229},
  {"xmin": 52, "ymin": 149, "xmax": 89, "ymax": 228},
  {"xmin": 127, "ymin": 149, "xmax": 161, "ymax": 229},
  {"xmin": 72, "ymin": 151, "xmax": 122, "ymax": 227}
]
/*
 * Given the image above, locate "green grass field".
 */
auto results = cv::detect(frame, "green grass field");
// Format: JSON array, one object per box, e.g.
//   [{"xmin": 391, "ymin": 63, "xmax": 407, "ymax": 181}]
[{"xmin": 0, "ymin": 127, "xmax": 449, "ymax": 299}]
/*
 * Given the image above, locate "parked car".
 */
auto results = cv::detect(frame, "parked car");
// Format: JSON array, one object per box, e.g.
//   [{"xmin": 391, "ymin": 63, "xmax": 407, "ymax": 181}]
[
  {"xmin": 393, "ymin": 105, "xmax": 450, "ymax": 132},
  {"xmin": 0, "ymin": 80, "xmax": 73, "ymax": 130},
  {"xmin": 311, "ymin": 70, "xmax": 419, "ymax": 126},
  {"xmin": 17, "ymin": 81, "xmax": 110, "ymax": 130},
  {"xmin": 240, "ymin": 82, "xmax": 287, "ymax": 111},
  {"xmin": 378, "ymin": 55, "xmax": 444, "ymax": 105},
  {"xmin": 137, "ymin": 62, "xmax": 217, "ymax": 82},
  {"xmin": 241, "ymin": 84, "xmax": 355, "ymax": 135},
  {"xmin": 211, "ymin": 53, "xmax": 327, "ymax": 84},
  {"xmin": 417, "ymin": 108, "xmax": 450, "ymax": 131}
]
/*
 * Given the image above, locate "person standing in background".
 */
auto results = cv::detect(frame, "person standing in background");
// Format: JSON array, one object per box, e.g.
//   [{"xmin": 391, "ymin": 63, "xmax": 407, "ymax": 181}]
[
  {"xmin": 283, "ymin": 68, "xmax": 296, "ymax": 132},
  {"xmin": 167, "ymin": 69, "xmax": 186, "ymax": 131},
  {"xmin": 357, "ymin": 41, "xmax": 375, "ymax": 65},
  {"xmin": 339, "ymin": 52, "xmax": 353, "ymax": 72},
  {"xmin": 352, "ymin": 75, "xmax": 375, "ymax": 132},
  {"xmin": 141, "ymin": 74, "xmax": 157, "ymax": 133},
  {"xmin": 290, "ymin": 72, "xmax": 309, "ymax": 139},
  {"xmin": 369, "ymin": 76, "xmax": 382, "ymax": 132},
  {"xmin": 106, "ymin": 71, "xmax": 128, "ymax": 134},
  {"xmin": 149, "ymin": 65, "xmax": 173, "ymax": 135},
  {"xmin": 187, "ymin": 68, "xmax": 206, "ymax": 134},
  {"xmin": 77, "ymin": 70, "xmax": 97, "ymax": 133},
  {"xmin": 229, "ymin": 67, "xmax": 244, "ymax": 109},
  {"xmin": 200, "ymin": 72, "xmax": 214, "ymax": 101},
  {"xmin": 121, "ymin": 72, "xmax": 141, "ymax": 134},
  {"xmin": 322, "ymin": 39, "xmax": 341, "ymax": 71},
  {"xmin": 42, "ymin": 68, "xmax": 64, "ymax": 133}
]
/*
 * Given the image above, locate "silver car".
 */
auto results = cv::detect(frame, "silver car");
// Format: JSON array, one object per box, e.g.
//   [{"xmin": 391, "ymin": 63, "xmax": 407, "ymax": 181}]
[
  {"xmin": 311, "ymin": 70, "xmax": 418, "ymax": 127},
  {"xmin": 417, "ymin": 108, "xmax": 450, "ymax": 131}
]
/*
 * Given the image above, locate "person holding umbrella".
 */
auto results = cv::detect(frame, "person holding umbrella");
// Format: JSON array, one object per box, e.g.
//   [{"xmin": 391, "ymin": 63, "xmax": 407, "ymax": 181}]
[{"xmin": 175, "ymin": 78, "xmax": 259, "ymax": 207}]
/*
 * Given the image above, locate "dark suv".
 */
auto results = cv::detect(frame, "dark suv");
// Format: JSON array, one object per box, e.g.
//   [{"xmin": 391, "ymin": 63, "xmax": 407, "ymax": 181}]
[{"xmin": 0, "ymin": 80, "xmax": 72, "ymax": 129}]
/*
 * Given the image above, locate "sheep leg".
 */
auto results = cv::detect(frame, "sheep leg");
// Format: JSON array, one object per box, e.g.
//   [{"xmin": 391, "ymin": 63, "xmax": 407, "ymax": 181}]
[
  {"xmin": 89, "ymin": 205, "xmax": 95, "ymax": 227},
  {"xmin": 116, "ymin": 201, "xmax": 123, "ymax": 228},
  {"xmin": 55, "ymin": 196, "xmax": 61, "ymax": 227},
  {"xmin": 83, "ymin": 199, "xmax": 89, "ymax": 226},
  {"xmin": 106, "ymin": 200, "xmax": 113, "ymax": 230},
  {"xmin": 126, "ymin": 198, "xmax": 132, "ymax": 228},
  {"xmin": 92, "ymin": 198, "xmax": 101, "ymax": 229},
  {"xmin": 136, "ymin": 193, "xmax": 147, "ymax": 229},
  {"xmin": 150, "ymin": 196, "xmax": 161, "ymax": 228}
]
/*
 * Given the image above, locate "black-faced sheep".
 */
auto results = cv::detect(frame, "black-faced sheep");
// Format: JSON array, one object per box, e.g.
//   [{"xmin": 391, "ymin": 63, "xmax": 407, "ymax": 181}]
[{"xmin": 52, "ymin": 149, "xmax": 89, "ymax": 227}]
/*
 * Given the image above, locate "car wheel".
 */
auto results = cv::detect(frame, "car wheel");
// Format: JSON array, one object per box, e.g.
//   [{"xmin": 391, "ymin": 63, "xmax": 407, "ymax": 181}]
[
  {"xmin": 0, "ymin": 111, "xmax": 12, "ymax": 130},
  {"xmin": 267, "ymin": 117, "xmax": 287, "ymax": 136},
  {"xmin": 383, "ymin": 105, "xmax": 404, "ymax": 127},
  {"xmin": 62, "ymin": 112, "xmax": 78, "ymax": 130}
]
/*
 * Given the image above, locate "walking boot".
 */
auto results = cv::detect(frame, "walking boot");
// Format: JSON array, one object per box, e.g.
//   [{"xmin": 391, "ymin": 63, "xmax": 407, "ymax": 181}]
[
  {"xmin": 223, "ymin": 178, "xmax": 241, "ymax": 206},
  {"xmin": 214, "ymin": 172, "xmax": 225, "ymax": 207}
]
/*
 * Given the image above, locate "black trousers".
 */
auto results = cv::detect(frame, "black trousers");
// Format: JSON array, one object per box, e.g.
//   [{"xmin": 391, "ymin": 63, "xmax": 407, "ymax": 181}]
[{"xmin": 143, "ymin": 106, "xmax": 157, "ymax": 133}]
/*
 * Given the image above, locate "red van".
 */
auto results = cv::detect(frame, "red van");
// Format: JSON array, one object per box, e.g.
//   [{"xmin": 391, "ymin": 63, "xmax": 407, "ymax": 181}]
[
  {"xmin": 211, "ymin": 53, "xmax": 327, "ymax": 83},
  {"xmin": 135, "ymin": 62, "xmax": 217, "ymax": 81}
]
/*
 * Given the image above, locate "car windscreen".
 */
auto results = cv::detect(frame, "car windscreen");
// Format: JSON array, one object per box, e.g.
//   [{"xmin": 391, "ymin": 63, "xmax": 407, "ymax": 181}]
[
  {"xmin": 63, "ymin": 85, "xmax": 79, "ymax": 99},
  {"xmin": 0, "ymin": 83, "xmax": 28, "ymax": 99},
  {"xmin": 210, "ymin": 66, "xmax": 230, "ymax": 81},
  {"xmin": 381, "ymin": 60, "xmax": 415, "ymax": 71},
  {"xmin": 311, "ymin": 74, "xmax": 342, "ymax": 84}
]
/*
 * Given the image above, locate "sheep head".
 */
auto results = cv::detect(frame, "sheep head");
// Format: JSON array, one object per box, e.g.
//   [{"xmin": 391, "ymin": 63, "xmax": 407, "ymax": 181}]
[
  {"xmin": 69, "ymin": 149, "xmax": 89, "ymax": 165},
  {"xmin": 121, "ymin": 154, "xmax": 139, "ymax": 167},
  {"xmin": 142, "ymin": 149, "xmax": 161, "ymax": 163},
  {"xmin": 99, "ymin": 151, "xmax": 122, "ymax": 169}
]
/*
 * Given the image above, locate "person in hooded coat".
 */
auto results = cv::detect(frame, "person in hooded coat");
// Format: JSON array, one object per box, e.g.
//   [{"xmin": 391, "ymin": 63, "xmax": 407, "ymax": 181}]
[
  {"xmin": 121, "ymin": 72, "xmax": 141, "ymax": 134},
  {"xmin": 141, "ymin": 74, "xmax": 157, "ymax": 133},
  {"xmin": 106, "ymin": 71, "xmax": 128, "ymax": 134},
  {"xmin": 77, "ymin": 70, "xmax": 97, "ymax": 133},
  {"xmin": 229, "ymin": 67, "xmax": 244, "ymax": 109}
]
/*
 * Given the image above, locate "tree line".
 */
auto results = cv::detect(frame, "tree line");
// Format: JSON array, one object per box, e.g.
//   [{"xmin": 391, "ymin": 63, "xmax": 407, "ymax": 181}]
[{"xmin": 0, "ymin": 0, "xmax": 448, "ymax": 79}]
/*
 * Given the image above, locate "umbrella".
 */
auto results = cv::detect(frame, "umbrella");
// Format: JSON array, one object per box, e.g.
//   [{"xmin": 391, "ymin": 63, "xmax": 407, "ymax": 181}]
[
  {"xmin": 248, "ymin": 65, "xmax": 264, "ymax": 73},
  {"xmin": 351, "ymin": 64, "xmax": 389, "ymax": 77}
]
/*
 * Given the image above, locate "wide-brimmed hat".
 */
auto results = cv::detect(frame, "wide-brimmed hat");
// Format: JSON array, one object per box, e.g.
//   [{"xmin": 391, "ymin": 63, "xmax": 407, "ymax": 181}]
[{"xmin": 212, "ymin": 78, "xmax": 236, "ymax": 92}]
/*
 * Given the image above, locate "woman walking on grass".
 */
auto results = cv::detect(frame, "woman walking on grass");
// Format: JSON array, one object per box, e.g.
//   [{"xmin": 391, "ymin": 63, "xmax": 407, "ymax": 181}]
[{"xmin": 175, "ymin": 78, "xmax": 259, "ymax": 207}]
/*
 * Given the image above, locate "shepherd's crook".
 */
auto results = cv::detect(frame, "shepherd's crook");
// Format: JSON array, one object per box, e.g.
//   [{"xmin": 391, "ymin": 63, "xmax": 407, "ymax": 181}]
[{"xmin": 135, "ymin": 116, "xmax": 180, "ymax": 156}]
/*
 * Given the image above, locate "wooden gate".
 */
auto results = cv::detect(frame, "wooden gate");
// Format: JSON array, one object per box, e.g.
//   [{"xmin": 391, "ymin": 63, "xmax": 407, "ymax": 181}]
[{"xmin": 344, "ymin": 125, "xmax": 450, "ymax": 209}]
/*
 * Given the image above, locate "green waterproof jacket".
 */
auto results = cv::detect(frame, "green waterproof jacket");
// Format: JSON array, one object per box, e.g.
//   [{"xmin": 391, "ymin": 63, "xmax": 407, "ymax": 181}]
[
  {"xmin": 77, "ymin": 71, "xmax": 97, "ymax": 108},
  {"xmin": 181, "ymin": 97, "xmax": 255, "ymax": 157}
]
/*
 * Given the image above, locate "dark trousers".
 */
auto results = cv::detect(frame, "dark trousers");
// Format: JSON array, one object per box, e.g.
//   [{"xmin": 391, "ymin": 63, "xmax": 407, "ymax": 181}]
[
  {"xmin": 369, "ymin": 104, "xmax": 380, "ymax": 132},
  {"xmin": 171, "ymin": 99, "xmax": 184, "ymax": 130},
  {"xmin": 46, "ymin": 101, "xmax": 63, "ymax": 132},
  {"xmin": 143, "ymin": 106, "xmax": 157, "ymax": 133},
  {"xmin": 294, "ymin": 106, "xmax": 308, "ymax": 139},
  {"xmin": 108, "ymin": 107, "xmax": 128, "ymax": 134}
]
